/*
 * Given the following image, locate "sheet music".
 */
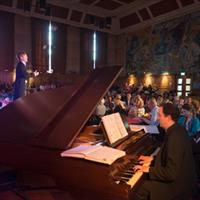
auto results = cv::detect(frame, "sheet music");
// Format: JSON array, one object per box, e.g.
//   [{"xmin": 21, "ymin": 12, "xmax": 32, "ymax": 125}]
[
  {"xmin": 102, "ymin": 113, "xmax": 128, "ymax": 145},
  {"xmin": 85, "ymin": 145, "xmax": 126, "ymax": 164},
  {"xmin": 129, "ymin": 125, "xmax": 159, "ymax": 134},
  {"xmin": 61, "ymin": 144, "xmax": 126, "ymax": 165}
]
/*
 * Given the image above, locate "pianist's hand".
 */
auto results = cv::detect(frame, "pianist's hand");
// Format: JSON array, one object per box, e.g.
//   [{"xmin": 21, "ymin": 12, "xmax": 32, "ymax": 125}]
[
  {"xmin": 34, "ymin": 70, "xmax": 39, "ymax": 76},
  {"xmin": 133, "ymin": 165, "xmax": 150, "ymax": 173},
  {"xmin": 138, "ymin": 155, "xmax": 153, "ymax": 164}
]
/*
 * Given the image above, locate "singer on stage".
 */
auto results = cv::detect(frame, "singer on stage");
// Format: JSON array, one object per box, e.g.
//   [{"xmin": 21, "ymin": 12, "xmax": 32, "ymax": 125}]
[{"xmin": 13, "ymin": 51, "xmax": 39, "ymax": 100}]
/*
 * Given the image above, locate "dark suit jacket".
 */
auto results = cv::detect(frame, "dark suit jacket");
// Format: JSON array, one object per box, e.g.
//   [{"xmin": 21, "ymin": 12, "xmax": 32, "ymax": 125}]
[
  {"xmin": 13, "ymin": 61, "xmax": 28, "ymax": 100},
  {"xmin": 147, "ymin": 123, "xmax": 197, "ymax": 200}
]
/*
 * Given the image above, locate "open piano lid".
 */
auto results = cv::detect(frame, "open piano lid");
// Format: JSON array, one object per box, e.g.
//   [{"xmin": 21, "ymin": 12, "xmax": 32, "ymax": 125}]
[{"xmin": 0, "ymin": 66, "xmax": 123, "ymax": 150}]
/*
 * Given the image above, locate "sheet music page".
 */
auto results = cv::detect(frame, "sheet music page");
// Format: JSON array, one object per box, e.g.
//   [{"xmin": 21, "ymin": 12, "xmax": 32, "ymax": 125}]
[
  {"xmin": 130, "ymin": 125, "xmax": 159, "ymax": 134},
  {"xmin": 129, "ymin": 125, "xmax": 144, "ymax": 132},
  {"xmin": 102, "ymin": 113, "xmax": 128, "ymax": 144},
  {"xmin": 85, "ymin": 145, "xmax": 126, "ymax": 165},
  {"xmin": 114, "ymin": 113, "xmax": 129, "ymax": 138},
  {"xmin": 60, "ymin": 144, "xmax": 96, "ymax": 158}
]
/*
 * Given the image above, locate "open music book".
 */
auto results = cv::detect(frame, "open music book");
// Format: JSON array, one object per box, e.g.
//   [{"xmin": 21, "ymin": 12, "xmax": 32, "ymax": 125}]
[
  {"xmin": 61, "ymin": 144, "xmax": 126, "ymax": 165},
  {"xmin": 101, "ymin": 113, "xmax": 129, "ymax": 145}
]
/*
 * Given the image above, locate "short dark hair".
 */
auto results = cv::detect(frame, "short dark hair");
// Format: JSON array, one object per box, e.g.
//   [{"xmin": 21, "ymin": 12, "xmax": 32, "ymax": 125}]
[
  {"xmin": 16, "ymin": 51, "xmax": 27, "ymax": 60},
  {"xmin": 161, "ymin": 103, "xmax": 180, "ymax": 121},
  {"xmin": 182, "ymin": 103, "xmax": 192, "ymax": 111}
]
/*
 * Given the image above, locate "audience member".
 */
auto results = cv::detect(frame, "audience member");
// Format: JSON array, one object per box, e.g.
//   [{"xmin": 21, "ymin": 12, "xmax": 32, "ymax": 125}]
[
  {"xmin": 178, "ymin": 103, "xmax": 200, "ymax": 137},
  {"xmin": 113, "ymin": 94, "xmax": 126, "ymax": 114},
  {"xmin": 141, "ymin": 97, "xmax": 159, "ymax": 125},
  {"xmin": 94, "ymin": 98, "xmax": 106, "ymax": 118}
]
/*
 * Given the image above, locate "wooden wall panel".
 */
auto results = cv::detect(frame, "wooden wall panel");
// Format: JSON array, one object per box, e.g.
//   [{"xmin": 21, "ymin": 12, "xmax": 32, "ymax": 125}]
[{"xmin": 0, "ymin": 11, "xmax": 14, "ymax": 71}]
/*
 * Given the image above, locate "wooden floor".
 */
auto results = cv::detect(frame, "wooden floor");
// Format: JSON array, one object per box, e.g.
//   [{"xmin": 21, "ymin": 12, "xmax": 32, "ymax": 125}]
[
  {"xmin": 1, "ymin": 190, "xmax": 200, "ymax": 200},
  {"xmin": 0, "ymin": 171, "xmax": 77, "ymax": 200},
  {"xmin": 0, "ymin": 170, "xmax": 100, "ymax": 200},
  {"xmin": 0, "ymin": 171, "xmax": 200, "ymax": 200},
  {"xmin": 0, "ymin": 190, "xmax": 75, "ymax": 200}
]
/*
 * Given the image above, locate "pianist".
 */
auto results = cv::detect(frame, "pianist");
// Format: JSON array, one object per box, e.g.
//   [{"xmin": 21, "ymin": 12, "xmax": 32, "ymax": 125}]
[{"xmin": 131, "ymin": 103, "xmax": 197, "ymax": 200}]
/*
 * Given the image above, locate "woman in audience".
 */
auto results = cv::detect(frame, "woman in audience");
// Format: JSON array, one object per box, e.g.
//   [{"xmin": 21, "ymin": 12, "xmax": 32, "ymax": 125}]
[
  {"xmin": 156, "ymin": 95, "xmax": 164, "ymax": 106},
  {"xmin": 184, "ymin": 96, "xmax": 193, "ymax": 105},
  {"xmin": 178, "ymin": 103, "xmax": 200, "ymax": 137},
  {"xmin": 104, "ymin": 95, "xmax": 115, "ymax": 114},
  {"xmin": 128, "ymin": 95, "xmax": 145, "ymax": 117},
  {"xmin": 113, "ymin": 94, "xmax": 126, "ymax": 115},
  {"xmin": 191, "ymin": 100, "xmax": 200, "ymax": 120}
]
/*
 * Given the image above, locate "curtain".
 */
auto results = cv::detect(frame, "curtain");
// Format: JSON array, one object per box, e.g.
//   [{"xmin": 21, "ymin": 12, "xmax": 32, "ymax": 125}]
[
  {"xmin": 31, "ymin": 18, "xmax": 67, "ymax": 74},
  {"xmin": 80, "ymin": 28, "xmax": 93, "ymax": 74},
  {"xmin": 31, "ymin": 18, "xmax": 48, "ymax": 72},
  {"xmin": 96, "ymin": 31, "xmax": 107, "ymax": 68},
  {"xmin": 0, "ymin": 11, "xmax": 14, "ymax": 71},
  {"xmin": 51, "ymin": 22, "xmax": 67, "ymax": 74}
]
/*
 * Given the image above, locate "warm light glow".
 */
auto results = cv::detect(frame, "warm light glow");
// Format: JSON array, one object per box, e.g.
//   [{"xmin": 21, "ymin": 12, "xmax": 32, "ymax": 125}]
[
  {"xmin": 128, "ymin": 74, "xmax": 136, "ymax": 86},
  {"xmin": 29, "ymin": 77, "xmax": 34, "ymax": 87},
  {"xmin": 162, "ymin": 72, "xmax": 169, "ymax": 75},
  {"xmin": 146, "ymin": 73, "xmax": 152, "ymax": 76},
  {"xmin": 161, "ymin": 75, "xmax": 169, "ymax": 88},
  {"xmin": 12, "ymin": 69, "xmax": 16, "ymax": 82},
  {"xmin": 144, "ymin": 74, "xmax": 153, "ymax": 86}
]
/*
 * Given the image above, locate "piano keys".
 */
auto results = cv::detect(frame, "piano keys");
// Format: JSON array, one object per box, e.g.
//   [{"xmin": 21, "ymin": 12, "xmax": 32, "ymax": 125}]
[{"xmin": 111, "ymin": 146, "xmax": 160, "ymax": 188}]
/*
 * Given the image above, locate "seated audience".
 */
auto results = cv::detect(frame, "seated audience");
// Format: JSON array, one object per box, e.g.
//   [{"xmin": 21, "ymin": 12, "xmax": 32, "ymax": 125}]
[
  {"xmin": 128, "ymin": 95, "xmax": 145, "ymax": 117},
  {"xmin": 104, "ymin": 95, "xmax": 115, "ymax": 114},
  {"xmin": 191, "ymin": 100, "xmax": 200, "ymax": 120},
  {"xmin": 124, "ymin": 92, "xmax": 132, "ymax": 108},
  {"xmin": 94, "ymin": 98, "xmax": 106, "ymax": 118},
  {"xmin": 113, "ymin": 94, "xmax": 126, "ymax": 114},
  {"xmin": 178, "ymin": 103, "xmax": 200, "ymax": 137},
  {"xmin": 156, "ymin": 95, "xmax": 164, "ymax": 106},
  {"xmin": 141, "ymin": 97, "xmax": 159, "ymax": 125}
]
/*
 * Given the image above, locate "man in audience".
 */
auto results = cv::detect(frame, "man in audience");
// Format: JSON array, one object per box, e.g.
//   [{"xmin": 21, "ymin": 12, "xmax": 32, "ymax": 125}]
[
  {"xmin": 131, "ymin": 103, "xmax": 197, "ymax": 200},
  {"xmin": 13, "ymin": 51, "xmax": 39, "ymax": 100},
  {"xmin": 141, "ymin": 97, "xmax": 159, "ymax": 125},
  {"xmin": 94, "ymin": 98, "xmax": 107, "ymax": 118}
]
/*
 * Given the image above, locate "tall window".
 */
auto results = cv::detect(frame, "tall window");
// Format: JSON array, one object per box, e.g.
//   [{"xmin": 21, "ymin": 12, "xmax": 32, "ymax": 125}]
[
  {"xmin": 93, "ymin": 31, "xmax": 97, "ymax": 69},
  {"xmin": 47, "ymin": 21, "xmax": 53, "ymax": 73},
  {"xmin": 177, "ymin": 73, "xmax": 191, "ymax": 97}
]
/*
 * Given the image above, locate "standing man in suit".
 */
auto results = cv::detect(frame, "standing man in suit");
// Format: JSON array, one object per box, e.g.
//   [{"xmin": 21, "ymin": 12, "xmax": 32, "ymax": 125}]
[
  {"xmin": 13, "ymin": 51, "xmax": 38, "ymax": 100},
  {"xmin": 131, "ymin": 103, "xmax": 197, "ymax": 200}
]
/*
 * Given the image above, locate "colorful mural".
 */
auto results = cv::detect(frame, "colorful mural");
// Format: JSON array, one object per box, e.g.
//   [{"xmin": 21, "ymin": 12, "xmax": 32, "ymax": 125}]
[{"xmin": 126, "ymin": 11, "xmax": 200, "ymax": 74}]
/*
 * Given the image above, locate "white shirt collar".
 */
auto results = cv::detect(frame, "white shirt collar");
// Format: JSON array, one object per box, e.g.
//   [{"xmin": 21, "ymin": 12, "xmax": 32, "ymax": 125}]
[{"xmin": 21, "ymin": 61, "xmax": 26, "ymax": 66}]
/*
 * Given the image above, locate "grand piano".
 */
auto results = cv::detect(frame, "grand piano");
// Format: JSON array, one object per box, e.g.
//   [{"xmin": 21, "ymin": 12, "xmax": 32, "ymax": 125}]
[{"xmin": 0, "ymin": 66, "xmax": 158, "ymax": 199}]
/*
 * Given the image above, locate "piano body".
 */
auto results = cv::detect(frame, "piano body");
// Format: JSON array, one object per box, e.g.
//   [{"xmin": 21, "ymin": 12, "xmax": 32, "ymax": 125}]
[{"xmin": 0, "ymin": 66, "xmax": 158, "ymax": 200}]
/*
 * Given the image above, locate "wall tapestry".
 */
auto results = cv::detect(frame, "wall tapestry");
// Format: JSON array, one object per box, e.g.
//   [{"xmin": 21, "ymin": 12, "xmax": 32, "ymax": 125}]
[{"xmin": 126, "ymin": 11, "xmax": 200, "ymax": 74}]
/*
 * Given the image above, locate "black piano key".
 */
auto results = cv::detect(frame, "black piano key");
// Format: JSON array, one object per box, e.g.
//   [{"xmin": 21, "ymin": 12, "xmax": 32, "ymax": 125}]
[
  {"xmin": 114, "ymin": 175, "xmax": 130, "ymax": 182},
  {"xmin": 123, "ymin": 169, "xmax": 134, "ymax": 174}
]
